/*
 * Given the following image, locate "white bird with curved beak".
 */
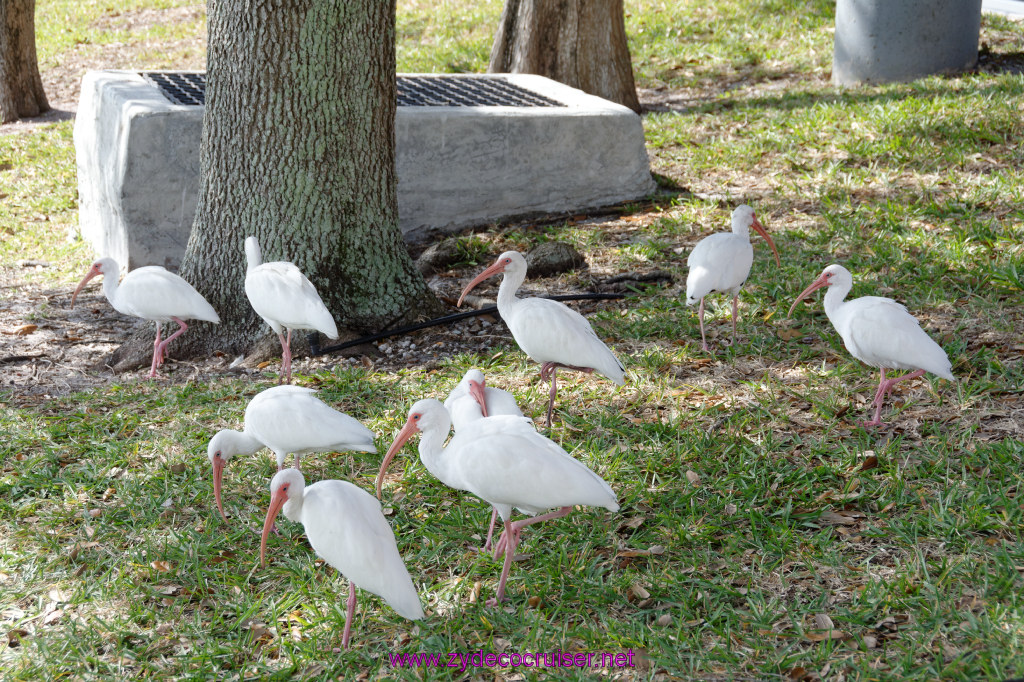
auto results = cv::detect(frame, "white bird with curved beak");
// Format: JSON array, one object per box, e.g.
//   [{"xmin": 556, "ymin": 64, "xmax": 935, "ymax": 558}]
[
  {"xmin": 207, "ymin": 385, "xmax": 376, "ymax": 521},
  {"xmin": 244, "ymin": 236, "xmax": 339, "ymax": 384},
  {"xmin": 261, "ymin": 468, "xmax": 423, "ymax": 650},
  {"xmin": 71, "ymin": 258, "xmax": 220, "ymax": 377},
  {"xmin": 456, "ymin": 251, "xmax": 625, "ymax": 426},
  {"xmin": 444, "ymin": 369, "xmax": 531, "ymax": 550},
  {"xmin": 377, "ymin": 398, "xmax": 618, "ymax": 606},
  {"xmin": 443, "ymin": 368, "xmax": 525, "ymax": 430},
  {"xmin": 788, "ymin": 263, "xmax": 955, "ymax": 427},
  {"xmin": 685, "ymin": 205, "xmax": 780, "ymax": 352}
]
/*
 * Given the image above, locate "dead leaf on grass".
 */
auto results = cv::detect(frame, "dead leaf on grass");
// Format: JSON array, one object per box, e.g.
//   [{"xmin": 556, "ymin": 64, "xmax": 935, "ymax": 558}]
[
  {"xmin": 3, "ymin": 324, "xmax": 38, "ymax": 336},
  {"xmin": 150, "ymin": 560, "xmax": 174, "ymax": 573},
  {"xmin": 618, "ymin": 516, "xmax": 645, "ymax": 530},
  {"xmin": 813, "ymin": 613, "xmax": 834, "ymax": 630},
  {"xmin": 42, "ymin": 608, "xmax": 63, "ymax": 626},
  {"xmin": 685, "ymin": 470, "xmax": 700, "ymax": 486},
  {"xmin": 819, "ymin": 510, "xmax": 860, "ymax": 525},
  {"xmin": 628, "ymin": 584, "xmax": 651, "ymax": 601},
  {"xmin": 804, "ymin": 629, "xmax": 848, "ymax": 642},
  {"xmin": 69, "ymin": 541, "xmax": 100, "ymax": 560}
]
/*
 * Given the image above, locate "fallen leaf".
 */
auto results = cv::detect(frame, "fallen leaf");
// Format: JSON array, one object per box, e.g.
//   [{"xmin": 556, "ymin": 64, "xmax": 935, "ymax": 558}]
[
  {"xmin": 859, "ymin": 455, "xmax": 879, "ymax": 471},
  {"xmin": 804, "ymin": 629, "xmax": 847, "ymax": 642},
  {"xmin": 42, "ymin": 608, "xmax": 63, "ymax": 626},
  {"xmin": 813, "ymin": 613, "xmax": 834, "ymax": 629},
  {"xmin": 685, "ymin": 470, "xmax": 700, "ymax": 486},
  {"xmin": 150, "ymin": 560, "xmax": 174, "ymax": 573},
  {"xmin": 69, "ymin": 541, "xmax": 100, "ymax": 560},
  {"xmin": 778, "ymin": 327, "xmax": 803, "ymax": 341},
  {"xmin": 724, "ymin": 503, "xmax": 738, "ymax": 515},
  {"xmin": 6, "ymin": 628, "xmax": 29, "ymax": 645},
  {"xmin": 4, "ymin": 324, "xmax": 38, "ymax": 336},
  {"xmin": 819, "ymin": 511, "xmax": 858, "ymax": 525},
  {"xmin": 656, "ymin": 613, "xmax": 672, "ymax": 626},
  {"xmin": 257, "ymin": 361, "xmax": 273, "ymax": 369},
  {"xmin": 628, "ymin": 584, "xmax": 650, "ymax": 601},
  {"xmin": 527, "ymin": 595, "xmax": 540, "ymax": 608},
  {"xmin": 168, "ymin": 463, "xmax": 187, "ymax": 474},
  {"xmin": 619, "ymin": 516, "xmax": 645, "ymax": 530},
  {"xmin": 468, "ymin": 581, "xmax": 481, "ymax": 604}
]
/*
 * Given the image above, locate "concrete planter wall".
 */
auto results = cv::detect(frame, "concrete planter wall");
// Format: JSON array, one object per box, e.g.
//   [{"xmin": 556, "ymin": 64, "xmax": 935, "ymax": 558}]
[
  {"xmin": 832, "ymin": 0, "xmax": 983, "ymax": 86},
  {"xmin": 75, "ymin": 71, "xmax": 655, "ymax": 271}
]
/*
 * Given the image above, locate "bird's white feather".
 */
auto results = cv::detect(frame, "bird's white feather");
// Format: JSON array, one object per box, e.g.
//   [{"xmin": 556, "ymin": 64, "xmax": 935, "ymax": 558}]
[
  {"xmin": 110, "ymin": 265, "xmax": 220, "ymax": 323},
  {"xmin": 685, "ymin": 233, "xmax": 754, "ymax": 303},
  {"xmin": 245, "ymin": 385, "xmax": 376, "ymax": 467},
  {"xmin": 297, "ymin": 479, "xmax": 424, "ymax": 620}
]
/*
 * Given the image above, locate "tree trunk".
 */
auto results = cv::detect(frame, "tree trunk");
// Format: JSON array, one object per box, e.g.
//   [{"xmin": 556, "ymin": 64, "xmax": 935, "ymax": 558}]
[
  {"xmin": 0, "ymin": 0, "xmax": 49, "ymax": 123},
  {"xmin": 110, "ymin": 0, "xmax": 440, "ymax": 371},
  {"xmin": 488, "ymin": 0, "xmax": 641, "ymax": 113}
]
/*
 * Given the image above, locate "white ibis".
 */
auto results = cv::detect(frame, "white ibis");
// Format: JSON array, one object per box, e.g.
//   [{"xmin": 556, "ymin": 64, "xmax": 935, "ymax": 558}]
[
  {"xmin": 208, "ymin": 385, "xmax": 376, "ymax": 521},
  {"xmin": 685, "ymin": 205, "xmax": 780, "ymax": 352},
  {"xmin": 457, "ymin": 251, "xmax": 625, "ymax": 425},
  {"xmin": 444, "ymin": 369, "xmax": 530, "ymax": 550},
  {"xmin": 443, "ymin": 368, "xmax": 526, "ymax": 430},
  {"xmin": 244, "ymin": 236, "xmax": 339, "ymax": 384},
  {"xmin": 788, "ymin": 263, "xmax": 955, "ymax": 427},
  {"xmin": 71, "ymin": 258, "xmax": 220, "ymax": 377},
  {"xmin": 376, "ymin": 398, "xmax": 618, "ymax": 605},
  {"xmin": 261, "ymin": 468, "xmax": 423, "ymax": 650}
]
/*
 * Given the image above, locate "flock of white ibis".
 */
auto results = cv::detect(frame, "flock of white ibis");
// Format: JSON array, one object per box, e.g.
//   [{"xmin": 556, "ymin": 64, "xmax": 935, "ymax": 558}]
[{"xmin": 68, "ymin": 212, "xmax": 956, "ymax": 647}]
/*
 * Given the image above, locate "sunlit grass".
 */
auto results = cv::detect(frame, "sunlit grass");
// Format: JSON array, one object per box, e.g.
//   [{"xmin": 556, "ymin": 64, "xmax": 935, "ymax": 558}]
[{"xmin": 2, "ymin": 0, "xmax": 1023, "ymax": 679}]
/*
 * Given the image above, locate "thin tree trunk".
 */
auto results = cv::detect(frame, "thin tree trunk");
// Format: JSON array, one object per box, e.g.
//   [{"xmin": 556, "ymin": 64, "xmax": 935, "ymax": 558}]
[
  {"xmin": 0, "ymin": 0, "xmax": 50, "ymax": 123},
  {"xmin": 488, "ymin": 0, "xmax": 641, "ymax": 113},
  {"xmin": 109, "ymin": 0, "xmax": 440, "ymax": 371}
]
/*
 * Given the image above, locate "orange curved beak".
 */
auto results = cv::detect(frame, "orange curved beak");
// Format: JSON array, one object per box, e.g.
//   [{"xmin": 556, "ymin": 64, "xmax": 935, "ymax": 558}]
[
  {"xmin": 71, "ymin": 264, "xmax": 102, "ymax": 309},
  {"xmin": 787, "ymin": 272, "xmax": 831, "ymax": 318},
  {"xmin": 457, "ymin": 258, "xmax": 507, "ymax": 307},
  {"xmin": 375, "ymin": 417, "xmax": 420, "ymax": 499},
  {"xmin": 468, "ymin": 379, "xmax": 488, "ymax": 418},
  {"xmin": 212, "ymin": 455, "xmax": 228, "ymax": 522},
  {"xmin": 750, "ymin": 217, "xmax": 781, "ymax": 268},
  {"xmin": 260, "ymin": 486, "xmax": 289, "ymax": 567}
]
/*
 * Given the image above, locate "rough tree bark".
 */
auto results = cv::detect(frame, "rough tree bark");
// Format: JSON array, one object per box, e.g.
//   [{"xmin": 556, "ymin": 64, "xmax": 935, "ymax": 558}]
[
  {"xmin": 0, "ymin": 0, "xmax": 49, "ymax": 123},
  {"xmin": 109, "ymin": 0, "xmax": 441, "ymax": 371},
  {"xmin": 488, "ymin": 0, "xmax": 641, "ymax": 113}
]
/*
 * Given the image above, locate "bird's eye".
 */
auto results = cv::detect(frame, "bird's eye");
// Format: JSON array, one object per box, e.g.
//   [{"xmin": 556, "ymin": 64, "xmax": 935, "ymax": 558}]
[
  {"xmin": 503, "ymin": 258, "xmax": 511, "ymax": 264},
  {"xmin": 412, "ymin": 414, "xmax": 421, "ymax": 421},
  {"xmin": 214, "ymin": 451, "xmax": 222, "ymax": 459}
]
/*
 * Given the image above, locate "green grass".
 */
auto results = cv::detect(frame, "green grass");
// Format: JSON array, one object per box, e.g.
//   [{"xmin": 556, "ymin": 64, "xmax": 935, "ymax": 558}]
[{"xmin": 2, "ymin": 0, "xmax": 1024, "ymax": 679}]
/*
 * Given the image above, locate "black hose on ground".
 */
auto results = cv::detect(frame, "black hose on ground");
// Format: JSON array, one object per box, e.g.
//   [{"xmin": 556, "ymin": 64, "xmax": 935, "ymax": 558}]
[{"xmin": 307, "ymin": 292, "xmax": 625, "ymax": 357}]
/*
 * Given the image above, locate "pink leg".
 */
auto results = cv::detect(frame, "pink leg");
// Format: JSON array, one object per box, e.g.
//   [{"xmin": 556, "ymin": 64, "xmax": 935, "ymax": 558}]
[
  {"xmin": 731, "ymin": 294, "xmax": 739, "ymax": 346},
  {"xmin": 154, "ymin": 317, "xmax": 190, "ymax": 371},
  {"xmin": 541, "ymin": 362, "xmax": 559, "ymax": 426},
  {"xmin": 538, "ymin": 362, "xmax": 595, "ymax": 427},
  {"xmin": 492, "ymin": 506, "xmax": 573, "ymax": 560},
  {"xmin": 275, "ymin": 332, "xmax": 288, "ymax": 384},
  {"xmin": 149, "ymin": 324, "xmax": 163, "ymax": 378},
  {"xmin": 487, "ymin": 518, "xmax": 516, "ymax": 607},
  {"xmin": 483, "ymin": 507, "xmax": 499, "ymax": 551},
  {"xmin": 341, "ymin": 580, "xmax": 357, "ymax": 650},
  {"xmin": 283, "ymin": 329, "xmax": 294, "ymax": 384},
  {"xmin": 861, "ymin": 369, "xmax": 926, "ymax": 427},
  {"xmin": 698, "ymin": 298, "xmax": 709, "ymax": 352},
  {"xmin": 293, "ymin": 453, "xmax": 300, "ymax": 469}
]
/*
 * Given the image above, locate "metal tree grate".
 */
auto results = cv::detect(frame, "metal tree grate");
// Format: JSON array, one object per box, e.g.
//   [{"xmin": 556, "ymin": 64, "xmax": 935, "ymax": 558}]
[{"xmin": 140, "ymin": 72, "xmax": 564, "ymax": 108}]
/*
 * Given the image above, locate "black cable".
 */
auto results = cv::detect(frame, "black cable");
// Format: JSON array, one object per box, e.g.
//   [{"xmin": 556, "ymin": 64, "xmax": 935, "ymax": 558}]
[{"xmin": 308, "ymin": 292, "xmax": 624, "ymax": 357}]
